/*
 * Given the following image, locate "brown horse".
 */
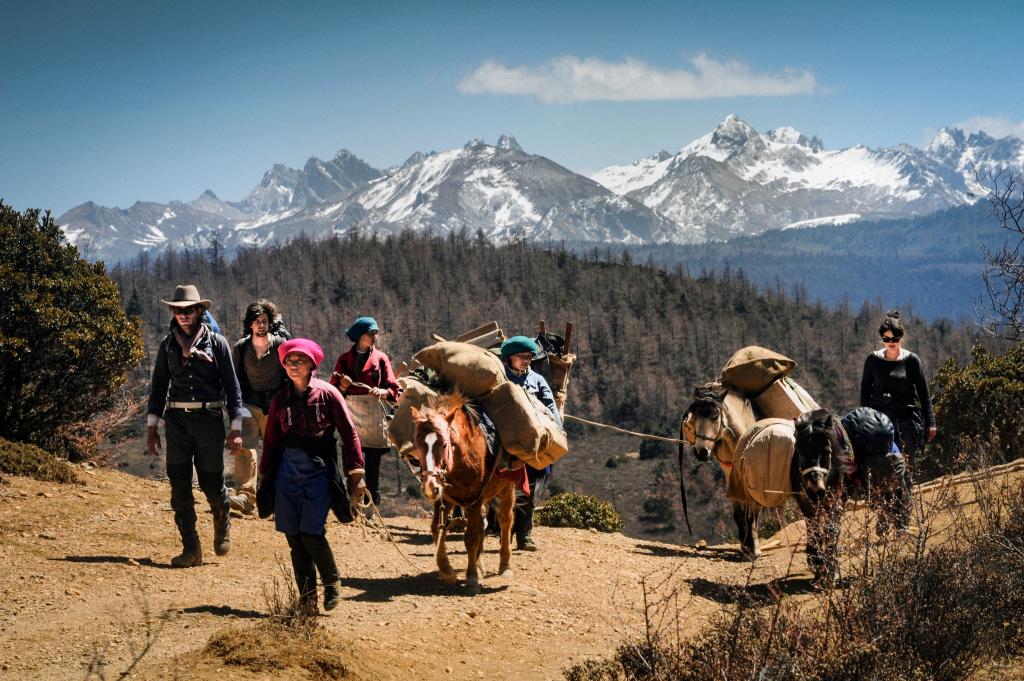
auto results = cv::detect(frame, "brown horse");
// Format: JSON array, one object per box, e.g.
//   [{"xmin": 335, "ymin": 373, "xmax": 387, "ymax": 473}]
[
  {"xmin": 680, "ymin": 382, "xmax": 763, "ymax": 556},
  {"xmin": 410, "ymin": 393, "xmax": 516, "ymax": 594}
]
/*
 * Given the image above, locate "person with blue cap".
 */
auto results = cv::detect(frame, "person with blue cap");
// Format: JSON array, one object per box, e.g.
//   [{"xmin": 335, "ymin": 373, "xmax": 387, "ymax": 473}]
[
  {"xmin": 329, "ymin": 316, "xmax": 400, "ymax": 512},
  {"xmin": 500, "ymin": 335, "xmax": 562, "ymax": 551}
]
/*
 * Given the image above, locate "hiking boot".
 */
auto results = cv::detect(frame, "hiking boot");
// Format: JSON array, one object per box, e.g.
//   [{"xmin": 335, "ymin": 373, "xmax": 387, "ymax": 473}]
[
  {"xmin": 171, "ymin": 537, "xmax": 203, "ymax": 567},
  {"xmin": 213, "ymin": 506, "xmax": 232, "ymax": 556},
  {"xmin": 323, "ymin": 580, "xmax": 342, "ymax": 611},
  {"xmin": 517, "ymin": 536, "xmax": 537, "ymax": 552}
]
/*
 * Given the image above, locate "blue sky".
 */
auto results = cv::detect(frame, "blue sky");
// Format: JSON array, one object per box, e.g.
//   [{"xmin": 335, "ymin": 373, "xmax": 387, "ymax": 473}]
[{"xmin": 3, "ymin": 0, "xmax": 1022, "ymax": 216}]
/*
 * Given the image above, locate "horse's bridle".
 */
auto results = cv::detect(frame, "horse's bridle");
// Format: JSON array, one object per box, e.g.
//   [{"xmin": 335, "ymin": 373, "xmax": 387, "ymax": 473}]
[
  {"xmin": 798, "ymin": 428, "xmax": 832, "ymax": 479},
  {"xmin": 685, "ymin": 405, "xmax": 733, "ymax": 448}
]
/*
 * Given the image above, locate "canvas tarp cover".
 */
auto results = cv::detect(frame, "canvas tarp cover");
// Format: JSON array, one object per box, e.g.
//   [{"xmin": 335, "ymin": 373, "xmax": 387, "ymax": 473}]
[
  {"xmin": 413, "ymin": 341, "xmax": 507, "ymax": 399},
  {"xmin": 480, "ymin": 382, "xmax": 569, "ymax": 469},
  {"xmin": 730, "ymin": 418, "xmax": 795, "ymax": 508},
  {"xmin": 344, "ymin": 393, "xmax": 391, "ymax": 449},
  {"xmin": 387, "ymin": 377, "xmax": 438, "ymax": 455},
  {"xmin": 755, "ymin": 377, "xmax": 820, "ymax": 420},
  {"xmin": 841, "ymin": 407, "xmax": 895, "ymax": 458},
  {"xmin": 721, "ymin": 346, "xmax": 797, "ymax": 394}
]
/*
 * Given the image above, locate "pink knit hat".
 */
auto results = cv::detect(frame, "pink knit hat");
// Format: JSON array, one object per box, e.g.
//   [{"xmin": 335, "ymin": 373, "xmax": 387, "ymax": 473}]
[{"xmin": 278, "ymin": 338, "xmax": 325, "ymax": 367}]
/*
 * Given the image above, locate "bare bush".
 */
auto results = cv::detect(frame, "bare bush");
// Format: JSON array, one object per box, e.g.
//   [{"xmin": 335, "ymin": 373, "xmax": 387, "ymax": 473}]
[{"xmin": 565, "ymin": 448, "xmax": 1024, "ymax": 681}]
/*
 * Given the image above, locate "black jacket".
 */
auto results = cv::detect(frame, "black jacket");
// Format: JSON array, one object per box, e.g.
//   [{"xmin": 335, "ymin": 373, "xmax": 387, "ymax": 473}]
[{"xmin": 147, "ymin": 321, "xmax": 244, "ymax": 420}]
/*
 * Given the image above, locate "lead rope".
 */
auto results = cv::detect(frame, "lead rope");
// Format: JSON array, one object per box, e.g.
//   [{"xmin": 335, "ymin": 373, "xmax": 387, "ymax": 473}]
[{"xmin": 350, "ymin": 486, "xmax": 431, "ymax": 574}]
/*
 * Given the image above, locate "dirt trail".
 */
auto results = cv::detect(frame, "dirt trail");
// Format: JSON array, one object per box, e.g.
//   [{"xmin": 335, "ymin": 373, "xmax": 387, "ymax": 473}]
[
  {"xmin": 0, "ymin": 466, "xmax": 819, "ymax": 681},
  {"xmin": 3, "ymin": 461, "xmax": 1017, "ymax": 681}
]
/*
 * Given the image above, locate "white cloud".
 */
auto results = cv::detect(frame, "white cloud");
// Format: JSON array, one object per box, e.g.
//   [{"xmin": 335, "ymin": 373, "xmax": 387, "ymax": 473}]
[
  {"xmin": 954, "ymin": 116, "xmax": 1024, "ymax": 139},
  {"xmin": 458, "ymin": 53, "xmax": 818, "ymax": 104}
]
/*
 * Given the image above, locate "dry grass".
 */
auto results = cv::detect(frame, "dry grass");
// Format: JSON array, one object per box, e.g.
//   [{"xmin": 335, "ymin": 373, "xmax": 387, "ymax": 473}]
[
  {"xmin": 201, "ymin": 560, "xmax": 354, "ymax": 680},
  {"xmin": 204, "ymin": 619, "xmax": 352, "ymax": 680},
  {"xmin": 565, "ymin": 448, "xmax": 1024, "ymax": 681}
]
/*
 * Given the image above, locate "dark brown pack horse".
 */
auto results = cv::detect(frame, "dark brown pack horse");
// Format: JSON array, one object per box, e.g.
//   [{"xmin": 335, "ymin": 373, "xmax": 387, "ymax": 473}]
[
  {"xmin": 682, "ymin": 385, "xmax": 851, "ymax": 578},
  {"xmin": 410, "ymin": 393, "xmax": 516, "ymax": 594}
]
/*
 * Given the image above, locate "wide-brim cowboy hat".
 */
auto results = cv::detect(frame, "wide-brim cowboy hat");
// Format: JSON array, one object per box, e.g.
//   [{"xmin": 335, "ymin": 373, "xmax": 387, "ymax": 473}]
[{"xmin": 160, "ymin": 284, "xmax": 212, "ymax": 310}]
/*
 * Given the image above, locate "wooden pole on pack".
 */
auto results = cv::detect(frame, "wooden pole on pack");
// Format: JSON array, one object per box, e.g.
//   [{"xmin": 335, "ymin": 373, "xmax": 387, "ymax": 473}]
[
  {"xmin": 564, "ymin": 322, "xmax": 574, "ymax": 351},
  {"xmin": 539, "ymin": 320, "xmax": 546, "ymax": 336}
]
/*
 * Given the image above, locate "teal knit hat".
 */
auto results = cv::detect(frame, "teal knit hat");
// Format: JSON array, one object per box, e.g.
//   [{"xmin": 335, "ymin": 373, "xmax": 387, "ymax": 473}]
[
  {"xmin": 346, "ymin": 316, "xmax": 378, "ymax": 342},
  {"xmin": 500, "ymin": 335, "xmax": 539, "ymax": 359}
]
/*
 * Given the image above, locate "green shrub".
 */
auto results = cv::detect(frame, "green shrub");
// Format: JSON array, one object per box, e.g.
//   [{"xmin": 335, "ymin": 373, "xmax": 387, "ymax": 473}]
[
  {"xmin": 535, "ymin": 492, "xmax": 623, "ymax": 532},
  {"xmin": 0, "ymin": 437, "xmax": 80, "ymax": 483},
  {"xmin": 923, "ymin": 343, "xmax": 1024, "ymax": 479},
  {"xmin": 0, "ymin": 202, "xmax": 143, "ymax": 455}
]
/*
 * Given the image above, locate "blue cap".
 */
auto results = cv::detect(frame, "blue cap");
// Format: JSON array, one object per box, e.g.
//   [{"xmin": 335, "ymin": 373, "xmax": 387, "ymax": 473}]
[
  {"xmin": 500, "ymin": 335, "xmax": 539, "ymax": 359},
  {"xmin": 346, "ymin": 316, "xmax": 378, "ymax": 342}
]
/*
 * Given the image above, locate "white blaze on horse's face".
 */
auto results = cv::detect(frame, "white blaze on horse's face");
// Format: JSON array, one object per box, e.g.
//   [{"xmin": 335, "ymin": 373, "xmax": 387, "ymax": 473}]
[{"xmin": 421, "ymin": 431, "xmax": 443, "ymax": 502}]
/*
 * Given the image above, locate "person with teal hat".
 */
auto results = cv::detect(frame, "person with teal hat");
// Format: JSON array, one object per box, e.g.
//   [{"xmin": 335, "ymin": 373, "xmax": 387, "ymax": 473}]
[
  {"xmin": 329, "ymin": 316, "xmax": 400, "ymax": 512},
  {"xmin": 500, "ymin": 334, "xmax": 562, "ymax": 551}
]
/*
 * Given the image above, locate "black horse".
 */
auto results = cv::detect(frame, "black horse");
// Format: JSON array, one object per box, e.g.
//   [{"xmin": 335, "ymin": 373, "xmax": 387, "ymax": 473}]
[{"xmin": 791, "ymin": 408, "xmax": 857, "ymax": 580}]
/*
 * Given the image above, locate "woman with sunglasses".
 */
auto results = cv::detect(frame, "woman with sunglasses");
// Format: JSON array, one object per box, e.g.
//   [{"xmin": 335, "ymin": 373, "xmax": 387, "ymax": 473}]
[{"xmin": 860, "ymin": 310, "xmax": 937, "ymax": 460}]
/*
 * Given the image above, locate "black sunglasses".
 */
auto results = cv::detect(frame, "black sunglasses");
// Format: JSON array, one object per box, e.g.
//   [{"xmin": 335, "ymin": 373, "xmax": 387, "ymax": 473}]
[
  {"xmin": 881, "ymin": 335, "xmax": 902, "ymax": 343},
  {"xmin": 174, "ymin": 306, "xmax": 200, "ymax": 315}
]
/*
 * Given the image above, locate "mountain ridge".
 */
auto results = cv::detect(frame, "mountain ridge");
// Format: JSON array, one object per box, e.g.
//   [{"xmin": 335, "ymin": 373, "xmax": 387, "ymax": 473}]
[{"xmin": 54, "ymin": 117, "xmax": 1024, "ymax": 263}]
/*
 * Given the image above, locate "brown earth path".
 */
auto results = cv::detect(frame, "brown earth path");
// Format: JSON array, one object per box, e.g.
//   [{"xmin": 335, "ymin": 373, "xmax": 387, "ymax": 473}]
[{"xmin": 0, "ymin": 466, "xmax": 818, "ymax": 681}]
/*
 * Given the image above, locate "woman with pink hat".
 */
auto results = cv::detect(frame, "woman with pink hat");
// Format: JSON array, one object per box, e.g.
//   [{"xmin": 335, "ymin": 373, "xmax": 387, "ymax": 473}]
[{"xmin": 258, "ymin": 338, "xmax": 366, "ymax": 613}]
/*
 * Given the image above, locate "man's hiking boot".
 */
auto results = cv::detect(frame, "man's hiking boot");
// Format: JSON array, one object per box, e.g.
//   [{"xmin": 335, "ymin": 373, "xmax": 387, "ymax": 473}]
[
  {"xmin": 323, "ymin": 580, "xmax": 342, "ymax": 611},
  {"xmin": 213, "ymin": 506, "xmax": 232, "ymax": 556},
  {"xmin": 171, "ymin": 537, "xmax": 203, "ymax": 567}
]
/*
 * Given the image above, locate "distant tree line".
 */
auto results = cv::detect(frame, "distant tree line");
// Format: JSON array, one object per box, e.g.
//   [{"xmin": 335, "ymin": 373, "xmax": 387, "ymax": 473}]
[{"xmin": 109, "ymin": 229, "xmax": 986, "ymax": 440}]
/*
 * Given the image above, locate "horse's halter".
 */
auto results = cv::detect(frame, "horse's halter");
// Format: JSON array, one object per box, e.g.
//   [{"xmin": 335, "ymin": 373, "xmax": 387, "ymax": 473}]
[
  {"xmin": 798, "ymin": 429, "xmax": 833, "ymax": 479},
  {"xmin": 685, "ymin": 404, "xmax": 732, "ymax": 448}
]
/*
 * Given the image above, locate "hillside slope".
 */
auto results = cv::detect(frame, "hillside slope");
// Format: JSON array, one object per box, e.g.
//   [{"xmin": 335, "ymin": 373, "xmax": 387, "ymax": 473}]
[
  {"xmin": 0, "ymin": 465, "xmax": 807, "ymax": 681},
  {"xmin": 4, "ymin": 460, "xmax": 1020, "ymax": 681}
]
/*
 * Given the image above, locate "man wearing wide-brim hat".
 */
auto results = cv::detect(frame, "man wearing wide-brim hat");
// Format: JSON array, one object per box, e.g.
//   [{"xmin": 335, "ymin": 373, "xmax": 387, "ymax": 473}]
[{"xmin": 147, "ymin": 284, "xmax": 245, "ymax": 567}]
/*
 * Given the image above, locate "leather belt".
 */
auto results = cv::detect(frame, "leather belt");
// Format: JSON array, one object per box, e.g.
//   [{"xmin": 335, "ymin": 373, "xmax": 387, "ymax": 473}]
[{"xmin": 167, "ymin": 401, "xmax": 224, "ymax": 411}]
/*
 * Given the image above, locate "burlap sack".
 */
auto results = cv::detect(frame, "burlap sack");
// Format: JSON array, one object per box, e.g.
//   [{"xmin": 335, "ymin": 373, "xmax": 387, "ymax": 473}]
[
  {"xmin": 413, "ymin": 341, "xmax": 506, "ymax": 398},
  {"xmin": 733, "ymin": 419, "xmax": 796, "ymax": 508},
  {"xmin": 754, "ymin": 377, "xmax": 820, "ymax": 420},
  {"xmin": 387, "ymin": 377, "xmax": 438, "ymax": 455},
  {"xmin": 721, "ymin": 346, "xmax": 796, "ymax": 395},
  {"xmin": 480, "ymin": 382, "xmax": 569, "ymax": 469}
]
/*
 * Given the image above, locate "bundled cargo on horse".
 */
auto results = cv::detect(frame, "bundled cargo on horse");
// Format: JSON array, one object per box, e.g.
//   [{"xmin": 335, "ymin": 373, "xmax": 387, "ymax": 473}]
[
  {"xmin": 388, "ymin": 376, "xmax": 439, "ymax": 456},
  {"xmin": 413, "ymin": 341, "xmax": 507, "ymax": 399},
  {"xmin": 481, "ymin": 382, "xmax": 568, "ymax": 469},
  {"xmin": 389, "ymin": 323, "xmax": 574, "ymax": 470},
  {"xmin": 728, "ymin": 418, "xmax": 796, "ymax": 508},
  {"xmin": 720, "ymin": 345, "xmax": 820, "ymax": 419}
]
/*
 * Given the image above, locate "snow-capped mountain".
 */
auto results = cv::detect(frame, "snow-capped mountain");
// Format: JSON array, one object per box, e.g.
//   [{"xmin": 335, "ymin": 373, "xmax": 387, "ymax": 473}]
[
  {"xmin": 56, "ymin": 116, "xmax": 1024, "ymax": 263},
  {"xmin": 229, "ymin": 136, "xmax": 677, "ymax": 248},
  {"xmin": 592, "ymin": 115, "xmax": 1024, "ymax": 241},
  {"xmin": 58, "ymin": 199, "xmax": 239, "ymax": 263},
  {"xmin": 239, "ymin": 149, "xmax": 383, "ymax": 213}
]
